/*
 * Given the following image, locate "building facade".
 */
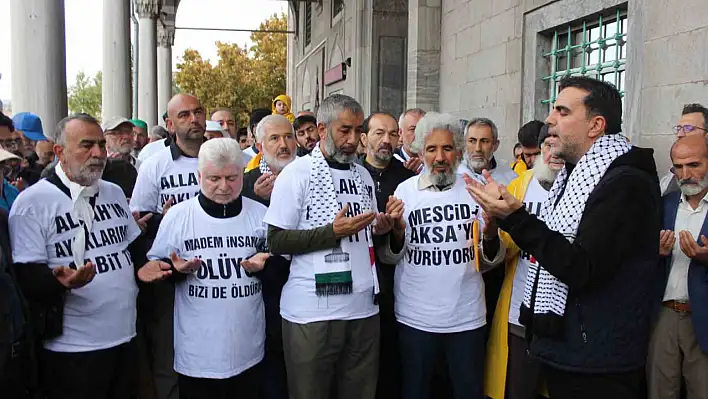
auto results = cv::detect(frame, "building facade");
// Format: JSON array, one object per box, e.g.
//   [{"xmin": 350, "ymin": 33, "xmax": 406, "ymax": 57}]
[{"xmin": 286, "ymin": 0, "xmax": 708, "ymax": 173}]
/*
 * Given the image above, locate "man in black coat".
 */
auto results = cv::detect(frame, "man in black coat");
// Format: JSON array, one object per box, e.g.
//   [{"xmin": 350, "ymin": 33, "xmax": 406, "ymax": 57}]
[
  {"xmin": 468, "ymin": 76, "xmax": 661, "ymax": 399},
  {"xmin": 358, "ymin": 112, "xmax": 415, "ymax": 399}
]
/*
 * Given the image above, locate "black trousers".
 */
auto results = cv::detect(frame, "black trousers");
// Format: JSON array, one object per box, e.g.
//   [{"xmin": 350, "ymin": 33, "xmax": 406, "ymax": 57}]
[
  {"xmin": 506, "ymin": 332, "xmax": 543, "ymax": 399},
  {"xmin": 544, "ymin": 364, "xmax": 646, "ymax": 399},
  {"xmin": 178, "ymin": 363, "xmax": 261, "ymax": 399},
  {"xmin": 40, "ymin": 339, "xmax": 138, "ymax": 399}
]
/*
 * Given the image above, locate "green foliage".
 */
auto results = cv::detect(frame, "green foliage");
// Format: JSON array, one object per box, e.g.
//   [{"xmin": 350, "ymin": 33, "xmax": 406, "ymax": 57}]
[{"xmin": 68, "ymin": 70, "xmax": 103, "ymax": 120}]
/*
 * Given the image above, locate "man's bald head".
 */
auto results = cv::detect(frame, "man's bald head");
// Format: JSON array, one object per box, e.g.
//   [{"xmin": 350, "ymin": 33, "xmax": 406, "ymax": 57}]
[
  {"xmin": 671, "ymin": 134, "xmax": 708, "ymax": 162},
  {"xmin": 166, "ymin": 93, "xmax": 207, "ymax": 141},
  {"xmin": 671, "ymin": 134, "xmax": 708, "ymax": 197}
]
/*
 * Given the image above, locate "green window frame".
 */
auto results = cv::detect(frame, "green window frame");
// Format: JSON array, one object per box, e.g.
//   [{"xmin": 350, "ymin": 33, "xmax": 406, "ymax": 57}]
[{"xmin": 541, "ymin": 8, "xmax": 628, "ymax": 108}]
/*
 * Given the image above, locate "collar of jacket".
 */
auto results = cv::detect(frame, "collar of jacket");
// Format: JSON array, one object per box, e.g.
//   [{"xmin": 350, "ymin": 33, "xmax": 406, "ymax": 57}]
[{"xmin": 198, "ymin": 192, "xmax": 243, "ymax": 218}]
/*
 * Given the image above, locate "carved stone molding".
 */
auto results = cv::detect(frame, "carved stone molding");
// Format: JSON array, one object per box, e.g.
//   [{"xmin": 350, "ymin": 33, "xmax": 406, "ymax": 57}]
[
  {"xmin": 134, "ymin": 0, "xmax": 160, "ymax": 18},
  {"xmin": 157, "ymin": 26, "xmax": 175, "ymax": 47}
]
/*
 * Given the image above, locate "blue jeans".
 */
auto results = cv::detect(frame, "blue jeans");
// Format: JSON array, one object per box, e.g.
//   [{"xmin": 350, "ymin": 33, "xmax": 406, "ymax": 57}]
[{"xmin": 398, "ymin": 323, "xmax": 485, "ymax": 399}]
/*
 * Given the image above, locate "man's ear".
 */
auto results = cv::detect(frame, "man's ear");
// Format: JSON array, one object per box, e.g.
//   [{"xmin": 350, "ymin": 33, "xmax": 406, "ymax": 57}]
[
  {"xmin": 317, "ymin": 122, "xmax": 328, "ymax": 141},
  {"xmin": 588, "ymin": 115, "xmax": 607, "ymax": 139},
  {"xmin": 256, "ymin": 142, "xmax": 263, "ymax": 153}
]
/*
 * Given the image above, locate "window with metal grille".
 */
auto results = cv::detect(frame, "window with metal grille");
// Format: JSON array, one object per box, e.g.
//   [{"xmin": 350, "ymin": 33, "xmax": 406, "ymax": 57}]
[
  {"xmin": 332, "ymin": 0, "xmax": 344, "ymax": 20},
  {"xmin": 304, "ymin": 1, "xmax": 312, "ymax": 47},
  {"xmin": 541, "ymin": 8, "xmax": 628, "ymax": 108}
]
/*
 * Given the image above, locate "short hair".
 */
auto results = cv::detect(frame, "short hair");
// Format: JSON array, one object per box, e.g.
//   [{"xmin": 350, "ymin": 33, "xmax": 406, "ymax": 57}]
[
  {"xmin": 513, "ymin": 142, "xmax": 522, "ymax": 152},
  {"xmin": 236, "ymin": 127, "xmax": 248, "ymax": 140},
  {"xmin": 210, "ymin": 107, "xmax": 233, "ymax": 118},
  {"xmin": 558, "ymin": 76, "xmax": 623, "ymax": 135},
  {"xmin": 150, "ymin": 125, "xmax": 169, "ymax": 139},
  {"xmin": 316, "ymin": 94, "xmax": 364, "ymax": 126},
  {"xmin": 670, "ymin": 135, "xmax": 708, "ymax": 162},
  {"xmin": 0, "ymin": 112, "xmax": 13, "ymax": 132},
  {"xmin": 682, "ymin": 103, "xmax": 708, "ymax": 129},
  {"xmin": 249, "ymin": 108, "xmax": 272, "ymax": 132},
  {"xmin": 293, "ymin": 115, "xmax": 317, "ymax": 131},
  {"xmin": 398, "ymin": 108, "xmax": 426, "ymax": 129},
  {"xmin": 198, "ymin": 137, "xmax": 245, "ymax": 171},
  {"xmin": 51, "ymin": 113, "xmax": 101, "ymax": 146},
  {"xmin": 255, "ymin": 114, "xmax": 294, "ymax": 143},
  {"xmin": 464, "ymin": 117, "xmax": 499, "ymax": 142},
  {"xmin": 411, "ymin": 112, "xmax": 465, "ymax": 154},
  {"xmin": 517, "ymin": 120, "xmax": 544, "ymax": 148},
  {"xmin": 363, "ymin": 112, "xmax": 397, "ymax": 133}
]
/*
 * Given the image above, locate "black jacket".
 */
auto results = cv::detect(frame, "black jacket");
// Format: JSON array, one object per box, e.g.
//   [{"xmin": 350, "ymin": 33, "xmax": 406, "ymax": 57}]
[
  {"xmin": 242, "ymin": 168, "xmax": 269, "ymax": 207},
  {"xmin": 499, "ymin": 147, "xmax": 662, "ymax": 373}
]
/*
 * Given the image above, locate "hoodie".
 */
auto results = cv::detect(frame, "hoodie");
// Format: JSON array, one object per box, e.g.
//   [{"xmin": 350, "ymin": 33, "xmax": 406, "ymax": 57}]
[
  {"xmin": 498, "ymin": 146, "xmax": 662, "ymax": 373},
  {"xmin": 272, "ymin": 94, "xmax": 295, "ymax": 123}
]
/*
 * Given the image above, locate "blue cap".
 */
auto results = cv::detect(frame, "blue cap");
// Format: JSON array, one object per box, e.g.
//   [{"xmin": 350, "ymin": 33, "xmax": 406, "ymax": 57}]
[{"xmin": 12, "ymin": 112, "xmax": 46, "ymax": 141}]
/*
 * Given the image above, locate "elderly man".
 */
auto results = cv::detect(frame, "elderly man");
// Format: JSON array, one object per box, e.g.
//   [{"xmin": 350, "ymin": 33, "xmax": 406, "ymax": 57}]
[
  {"xmin": 650, "ymin": 134, "xmax": 708, "ymax": 399},
  {"xmin": 459, "ymin": 117, "xmax": 518, "ymax": 185},
  {"xmin": 394, "ymin": 108, "xmax": 426, "ymax": 173},
  {"xmin": 103, "ymin": 117, "xmax": 141, "ymax": 169},
  {"xmin": 131, "ymin": 93, "xmax": 208, "ymax": 399},
  {"xmin": 468, "ymin": 76, "xmax": 661, "ymax": 399},
  {"xmin": 660, "ymin": 103, "xmax": 708, "ymax": 195},
  {"xmin": 9, "ymin": 113, "xmax": 143, "ymax": 398},
  {"xmin": 138, "ymin": 138, "xmax": 273, "ymax": 398},
  {"xmin": 211, "ymin": 108, "xmax": 238, "ymax": 138},
  {"xmin": 264, "ymin": 94, "xmax": 389, "ymax": 399},
  {"xmin": 242, "ymin": 115, "xmax": 296, "ymax": 207},
  {"xmin": 379, "ymin": 112, "xmax": 504, "ymax": 399},
  {"xmin": 293, "ymin": 114, "xmax": 319, "ymax": 156},
  {"xmin": 484, "ymin": 124, "xmax": 565, "ymax": 399}
]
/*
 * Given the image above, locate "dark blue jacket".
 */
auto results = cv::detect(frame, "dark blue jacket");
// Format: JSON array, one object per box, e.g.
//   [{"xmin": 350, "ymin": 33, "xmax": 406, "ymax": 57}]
[{"xmin": 662, "ymin": 191, "xmax": 708, "ymax": 352}]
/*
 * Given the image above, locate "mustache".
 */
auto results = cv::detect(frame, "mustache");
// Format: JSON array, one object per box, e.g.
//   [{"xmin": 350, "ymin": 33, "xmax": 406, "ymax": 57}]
[
  {"xmin": 377, "ymin": 144, "xmax": 392, "ymax": 152},
  {"xmin": 680, "ymin": 178, "xmax": 699, "ymax": 186},
  {"xmin": 276, "ymin": 148, "xmax": 291, "ymax": 156},
  {"xmin": 432, "ymin": 161, "xmax": 449, "ymax": 168}
]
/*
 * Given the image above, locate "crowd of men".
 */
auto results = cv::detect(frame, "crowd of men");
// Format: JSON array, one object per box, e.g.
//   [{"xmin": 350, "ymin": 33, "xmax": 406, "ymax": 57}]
[{"xmin": 0, "ymin": 78, "xmax": 707, "ymax": 399}]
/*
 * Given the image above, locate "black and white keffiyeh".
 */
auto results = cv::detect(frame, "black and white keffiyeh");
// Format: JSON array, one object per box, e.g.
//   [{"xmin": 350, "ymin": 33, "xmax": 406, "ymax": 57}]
[
  {"xmin": 308, "ymin": 144, "xmax": 375, "ymax": 296},
  {"xmin": 521, "ymin": 134, "xmax": 631, "ymax": 333},
  {"xmin": 258, "ymin": 154, "xmax": 272, "ymax": 175}
]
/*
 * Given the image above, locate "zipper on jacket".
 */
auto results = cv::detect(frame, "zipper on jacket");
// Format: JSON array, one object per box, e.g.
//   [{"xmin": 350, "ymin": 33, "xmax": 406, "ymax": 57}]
[{"xmin": 576, "ymin": 298, "xmax": 588, "ymax": 344}]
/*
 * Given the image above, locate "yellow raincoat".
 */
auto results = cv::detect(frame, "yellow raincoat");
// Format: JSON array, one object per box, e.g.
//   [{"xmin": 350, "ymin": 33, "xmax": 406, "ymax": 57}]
[{"xmin": 272, "ymin": 94, "xmax": 295, "ymax": 123}]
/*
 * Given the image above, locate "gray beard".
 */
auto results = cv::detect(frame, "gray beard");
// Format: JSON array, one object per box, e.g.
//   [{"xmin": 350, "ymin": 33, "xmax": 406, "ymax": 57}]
[
  {"xmin": 324, "ymin": 129, "xmax": 356, "ymax": 164},
  {"xmin": 533, "ymin": 157, "xmax": 560, "ymax": 190},
  {"xmin": 679, "ymin": 174, "xmax": 708, "ymax": 196},
  {"xmin": 464, "ymin": 152, "xmax": 489, "ymax": 173}
]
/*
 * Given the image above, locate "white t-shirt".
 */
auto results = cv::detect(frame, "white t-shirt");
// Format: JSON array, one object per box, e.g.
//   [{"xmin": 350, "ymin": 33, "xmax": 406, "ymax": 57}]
[
  {"xmin": 263, "ymin": 156, "xmax": 379, "ymax": 324},
  {"xmin": 9, "ymin": 179, "xmax": 142, "ymax": 352},
  {"xmin": 137, "ymin": 138, "xmax": 168, "ymax": 163},
  {"xmin": 509, "ymin": 175, "xmax": 548, "ymax": 327},
  {"xmin": 130, "ymin": 145, "xmax": 200, "ymax": 214},
  {"xmin": 147, "ymin": 196, "xmax": 267, "ymax": 378},
  {"xmin": 393, "ymin": 175, "xmax": 486, "ymax": 333}
]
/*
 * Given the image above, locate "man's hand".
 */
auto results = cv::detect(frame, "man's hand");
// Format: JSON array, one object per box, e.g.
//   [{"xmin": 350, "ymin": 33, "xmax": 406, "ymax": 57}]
[
  {"xmin": 132, "ymin": 212, "xmax": 153, "ymax": 233},
  {"xmin": 241, "ymin": 253, "xmax": 271, "ymax": 273},
  {"xmin": 53, "ymin": 261, "xmax": 96, "ymax": 289},
  {"xmin": 170, "ymin": 251, "xmax": 202, "ymax": 274},
  {"xmin": 403, "ymin": 157, "xmax": 423, "ymax": 173},
  {"xmin": 254, "ymin": 174, "xmax": 277, "ymax": 201},
  {"xmin": 332, "ymin": 204, "xmax": 375, "ymax": 238},
  {"xmin": 678, "ymin": 231, "xmax": 708, "ymax": 264},
  {"xmin": 162, "ymin": 197, "xmax": 175, "ymax": 215},
  {"xmin": 659, "ymin": 230, "xmax": 675, "ymax": 257},
  {"xmin": 385, "ymin": 195, "xmax": 406, "ymax": 231},
  {"xmin": 10, "ymin": 177, "xmax": 25, "ymax": 191},
  {"xmin": 137, "ymin": 260, "xmax": 172, "ymax": 283},
  {"xmin": 482, "ymin": 212, "xmax": 498, "ymax": 239},
  {"xmin": 464, "ymin": 170, "xmax": 523, "ymax": 220},
  {"xmin": 372, "ymin": 213, "xmax": 393, "ymax": 235}
]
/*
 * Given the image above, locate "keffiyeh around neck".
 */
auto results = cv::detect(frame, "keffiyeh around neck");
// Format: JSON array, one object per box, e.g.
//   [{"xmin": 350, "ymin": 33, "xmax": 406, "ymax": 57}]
[
  {"xmin": 521, "ymin": 134, "xmax": 631, "ymax": 336},
  {"xmin": 55, "ymin": 163, "xmax": 99, "ymax": 269},
  {"xmin": 258, "ymin": 154, "xmax": 272, "ymax": 176}
]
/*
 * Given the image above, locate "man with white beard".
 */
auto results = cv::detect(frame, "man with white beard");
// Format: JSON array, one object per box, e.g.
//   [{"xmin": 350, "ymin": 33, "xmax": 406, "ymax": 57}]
[
  {"xmin": 378, "ymin": 112, "xmax": 505, "ymax": 399},
  {"xmin": 649, "ymin": 134, "xmax": 708, "ymax": 399},
  {"xmin": 459, "ymin": 118, "xmax": 518, "ymax": 186},
  {"xmin": 242, "ymin": 115, "xmax": 297, "ymax": 207},
  {"xmin": 483, "ymin": 125, "xmax": 565, "ymax": 399}
]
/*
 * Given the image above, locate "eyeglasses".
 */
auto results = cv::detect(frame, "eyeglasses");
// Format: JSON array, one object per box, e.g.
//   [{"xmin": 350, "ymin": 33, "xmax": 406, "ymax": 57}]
[{"xmin": 673, "ymin": 125, "xmax": 707, "ymax": 135}]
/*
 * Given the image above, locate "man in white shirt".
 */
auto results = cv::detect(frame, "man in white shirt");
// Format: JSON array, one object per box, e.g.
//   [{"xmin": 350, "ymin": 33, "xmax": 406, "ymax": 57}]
[
  {"xmin": 130, "ymin": 93, "xmax": 208, "ymax": 399},
  {"xmin": 264, "ymin": 94, "xmax": 392, "ymax": 399},
  {"xmin": 10, "ymin": 113, "xmax": 143, "ymax": 398},
  {"xmin": 103, "ymin": 116, "xmax": 141, "ymax": 169},
  {"xmin": 379, "ymin": 112, "xmax": 505, "ymax": 399},
  {"xmin": 458, "ymin": 117, "xmax": 518, "ymax": 185},
  {"xmin": 138, "ymin": 138, "xmax": 273, "ymax": 398},
  {"xmin": 650, "ymin": 134, "xmax": 708, "ymax": 399},
  {"xmin": 393, "ymin": 108, "xmax": 426, "ymax": 173}
]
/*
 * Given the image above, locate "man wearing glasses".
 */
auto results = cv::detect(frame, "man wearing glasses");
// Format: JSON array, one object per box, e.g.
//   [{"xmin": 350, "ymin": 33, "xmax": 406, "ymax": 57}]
[{"xmin": 661, "ymin": 103, "xmax": 708, "ymax": 194}]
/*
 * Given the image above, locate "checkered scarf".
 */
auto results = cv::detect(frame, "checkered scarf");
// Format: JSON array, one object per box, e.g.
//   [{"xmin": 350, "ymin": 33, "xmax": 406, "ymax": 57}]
[
  {"xmin": 258, "ymin": 154, "xmax": 272, "ymax": 175},
  {"xmin": 522, "ymin": 134, "xmax": 631, "ymax": 327}
]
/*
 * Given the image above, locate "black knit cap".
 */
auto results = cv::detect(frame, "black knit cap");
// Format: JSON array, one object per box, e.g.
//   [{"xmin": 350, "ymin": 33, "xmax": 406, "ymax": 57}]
[{"xmin": 537, "ymin": 124, "xmax": 551, "ymax": 148}]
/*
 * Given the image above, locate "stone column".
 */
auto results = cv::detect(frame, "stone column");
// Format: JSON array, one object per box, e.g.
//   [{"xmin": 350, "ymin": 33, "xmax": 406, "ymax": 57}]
[
  {"xmin": 406, "ymin": 0, "xmax": 441, "ymax": 111},
  {"xmin": 134, "ymin": 0, "xmax": 159, "ymax": 127},
  {"xmin": 102, "ymin": 0, "xmax": 132, "ymax": 121},
  {"xmin": 157, "ymin": 25, "xmax": 175, "ymax": 123},
  {"xmin": 10, "ymin": 0, "xmax": 68, "ymax": 127}
]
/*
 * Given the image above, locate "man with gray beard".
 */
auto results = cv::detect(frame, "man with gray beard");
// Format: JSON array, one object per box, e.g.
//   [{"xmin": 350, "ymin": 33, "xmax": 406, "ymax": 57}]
[
  {"xmin": 10, "ymin": 114, "xmax": 145, "ymax": 397},
  {"xmin": 265, "ymin": 94, "xmax": 394, "ymax": 399},
  {"xmin": 483, "ymin": 124, "xmax": 565, "ymax": 399},
  {"xmin": 650, "ymin": 134, "xmax": 708, "ymax": 399},
  {"xmin": 458, "ymin": 118, "xmax": 518, "ymax": 186}
]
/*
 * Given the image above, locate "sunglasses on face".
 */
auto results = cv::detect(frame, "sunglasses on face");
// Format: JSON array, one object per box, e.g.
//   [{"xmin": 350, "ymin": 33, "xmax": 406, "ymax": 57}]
[{"xmin": 673, "ymin": 125, "xmax": 708, "ymax": 135}]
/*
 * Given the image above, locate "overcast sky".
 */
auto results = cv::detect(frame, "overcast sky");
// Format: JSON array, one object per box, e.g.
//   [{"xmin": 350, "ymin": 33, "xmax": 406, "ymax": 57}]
[{"xmin": 0, "ymin": 0, "xmax": 287, "ymax": 101}]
